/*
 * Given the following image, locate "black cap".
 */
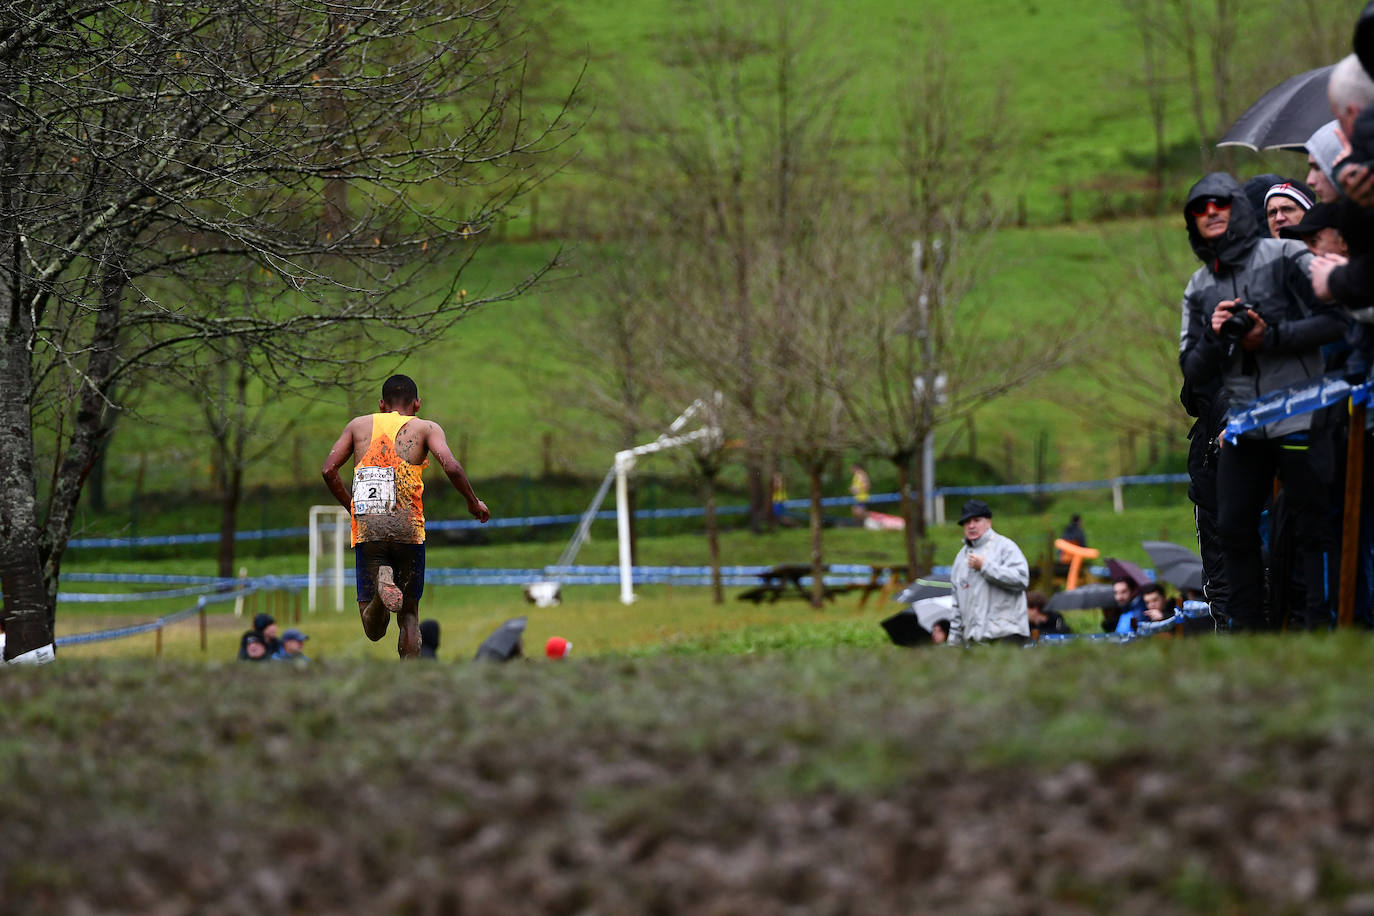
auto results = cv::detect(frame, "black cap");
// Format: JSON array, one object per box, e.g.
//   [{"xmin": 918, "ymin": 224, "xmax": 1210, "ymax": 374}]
[
  {"xmin": 957, "ymin": 499, "xmax": 993, "ymax": 525},
  {"xmin": 1279, "ymin": 201, "xmax": 1342, "ymax": 239}
]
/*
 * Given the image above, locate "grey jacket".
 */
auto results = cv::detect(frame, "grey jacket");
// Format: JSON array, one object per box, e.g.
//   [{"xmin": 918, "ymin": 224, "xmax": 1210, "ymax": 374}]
[
  {"xmin": 1178, "ymin": 173, "xmax": 1345, "ymax": 439},
  {"xmin": 948, "ymin": 528, "xmax": 1030, "ymax": 645}
]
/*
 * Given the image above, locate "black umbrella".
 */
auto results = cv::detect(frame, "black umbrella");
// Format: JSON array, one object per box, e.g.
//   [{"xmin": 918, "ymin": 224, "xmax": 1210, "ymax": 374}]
[
  {"xmin": 1217, "ymin": 65, "xmax": 1335, "ymax": 152},
  {"xmin": 1142, "ymin": 541, "xmax": 1206, "ymax": 593},
  {"xmin": 881, "ymin": 609, "xmax": 930, "ymax": 647},
  {"xmin": 474, "ymin": 616, "xmax": 526, "ymax": 662},
  {"xmin": 891, "ymin": 579, "xmax": 952, "ymax": 604},
  {"xmin": 1045, "ymin": 584, "xmax": 1117, "ymax": 612}
]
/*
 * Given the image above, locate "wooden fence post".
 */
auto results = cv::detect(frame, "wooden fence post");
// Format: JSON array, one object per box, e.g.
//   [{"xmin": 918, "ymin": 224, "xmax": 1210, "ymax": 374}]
[{"xmin": 1339, "ymin": 399, "xmax": 1366, "ymax": 628}]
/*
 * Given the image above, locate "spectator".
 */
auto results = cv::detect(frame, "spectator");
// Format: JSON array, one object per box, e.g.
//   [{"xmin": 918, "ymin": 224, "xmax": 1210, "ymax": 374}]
[
  {"xmin": 1059, "ymin": 514, "xmax": 1087, "ymax": 548},
  {"xmin": 272, "ymin": 628, "xmax": 309, "ymax": 662},
  {"xmin": 946, "ymin": 499, "xmax": 1030, "ymax": 646},
  {"xmin": 419, "ymin": 619, "xmax": 440, "ymax": 660},
  {"xmin": 1263, "ymin": 182, "xmax": 1314, "ymax": 240},
  {"xmin": 929, "ymin": 619, "xmax": 950, "ymax": 645},
  {"xmin": 1304, "ymin": 120, "xmax": 1345, "ymax": 204},
  {"xmin": 771, "ymin": 470, "xmax": 794, "ymax": 527},
  {"xmin": 1139, "ymin": 583, "xmax": 1173, "ymax": 623},
  {"xmin": 1026, "ymin": 589, "xmax": 1071, "ymax": 637},
  {"xmin": 1313, "ymin": 56, "xmax": 1374, "ymax": 302},
  {"xmin": 1179, "ymin": 172, "xmax": 1345, "ymax": 631},
  {"xmin": 256, "ymin": 613, "xmax": 281, "ymax": 655},
  {"xmin": 1244, "ymin": 172, "xmax": 1288, "ymax": 237},
  {"xmin": 1279, "ymin": 202, "xmax": 1349, "ymax": 257},
  {"xmin": 849, "ymin": 463, "xmax": 871, "ymax": 520},
  {"xmin": 239, "ymin": 633, "xmax": 268, "ymax": 661},
  {"xmin": 237, "ymin": 613, "xmax": 281, "ymax": 660},
  {"xmin": 1109, "ymin": 578, "xmax": 1146, "ymax": 635}
]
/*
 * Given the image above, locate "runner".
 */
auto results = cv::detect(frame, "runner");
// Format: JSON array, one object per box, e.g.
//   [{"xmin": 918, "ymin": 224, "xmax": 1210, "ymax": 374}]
[{"xmin": 321, "ymin": 374, "xmax": 490, "ymax": 658}]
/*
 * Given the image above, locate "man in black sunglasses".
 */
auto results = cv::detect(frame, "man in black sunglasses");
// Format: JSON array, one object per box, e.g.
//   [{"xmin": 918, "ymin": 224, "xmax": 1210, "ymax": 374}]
[{"xmin": 1178, "ymin": 173, "xmax": 1347, "ymax": 632}]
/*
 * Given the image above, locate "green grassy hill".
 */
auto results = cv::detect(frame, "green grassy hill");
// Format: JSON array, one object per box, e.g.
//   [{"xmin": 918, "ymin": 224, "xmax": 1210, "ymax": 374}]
[{"xmin": 48, "ymin": 0, "xmax": 1334, "ymax": 530}]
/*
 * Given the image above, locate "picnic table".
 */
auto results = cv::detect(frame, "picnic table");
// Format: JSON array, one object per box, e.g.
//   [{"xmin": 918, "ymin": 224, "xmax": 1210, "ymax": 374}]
[
  {"xmin": 736, "ymin": 563, "xmax": 855, "ymax": 604},
  {"xmin": 855, "ymin": 564, "xmax": 911, "ymax": 608}
]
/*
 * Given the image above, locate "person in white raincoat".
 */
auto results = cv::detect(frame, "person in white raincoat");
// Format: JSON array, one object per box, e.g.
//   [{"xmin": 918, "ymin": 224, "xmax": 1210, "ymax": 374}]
[{"xmin": 947, "ymin": 499, "xmax": 1030, "ymax": 645}]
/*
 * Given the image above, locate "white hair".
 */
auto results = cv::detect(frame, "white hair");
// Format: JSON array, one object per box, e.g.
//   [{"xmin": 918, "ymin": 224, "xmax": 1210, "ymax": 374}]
[{"xmin": 1329, "ymin": 54, "xmax": 1374, "ymax": 112}]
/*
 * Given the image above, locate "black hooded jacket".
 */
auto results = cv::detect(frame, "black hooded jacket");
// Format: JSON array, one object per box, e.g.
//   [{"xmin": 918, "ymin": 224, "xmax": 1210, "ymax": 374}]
[{"xmin": 1178, "ymin": 173, "xmax": 1345, "ymax": 439}]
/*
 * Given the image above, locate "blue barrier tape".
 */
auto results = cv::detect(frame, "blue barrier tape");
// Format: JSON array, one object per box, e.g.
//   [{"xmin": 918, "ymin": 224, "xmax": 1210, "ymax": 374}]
[
  {"xmin": 58, "ymin": 583, "xmax": 228, "ymax": 603},
  {"xmin": 1035, "ymin": 600, "xmax": 1215, "ymax": 644},
  {"xmin": 1223, "ymin": 374, "xmax": 1367, "ymax": 443},
  {"xmin": 66, "ymin": 474, "xmax": 1193, "ymax": 551}
]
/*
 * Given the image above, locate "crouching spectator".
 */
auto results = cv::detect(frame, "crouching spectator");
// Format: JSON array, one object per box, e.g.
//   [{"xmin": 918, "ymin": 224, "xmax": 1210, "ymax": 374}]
[
  {"xmin": 1026, "ymin": 590, "xmax": 1071, "ymax": 637},
  {"xmin": 239, "ymin": 633, "xmax": 268, "ymax": 662},
  {"xmin": 272, "ymin": 628, "xmax": 309, "ymax": 662},
  {"xmin": 419, "ymin": 619, "xmax": 441, "ymax": 660},
  {"xmin": 1140, "ymin": 583, "xmax": 1174, "ymax": 623}
]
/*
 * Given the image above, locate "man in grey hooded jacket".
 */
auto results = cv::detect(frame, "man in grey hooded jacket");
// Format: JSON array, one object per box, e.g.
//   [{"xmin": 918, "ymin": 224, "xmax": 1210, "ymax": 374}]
[
  {"xmin": 947, "ymin": 499, "xmax": 1030, "ymax": 645},
  {"xmin": 1179, "ymin": 172, "xmax": 1346, "ymax": 631}
]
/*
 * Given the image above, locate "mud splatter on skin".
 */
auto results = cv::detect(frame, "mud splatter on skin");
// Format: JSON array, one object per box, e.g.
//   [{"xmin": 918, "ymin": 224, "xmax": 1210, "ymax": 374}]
[{"xmin": 352, "ymin": 414, "xmax": 427, "ymax": 544}]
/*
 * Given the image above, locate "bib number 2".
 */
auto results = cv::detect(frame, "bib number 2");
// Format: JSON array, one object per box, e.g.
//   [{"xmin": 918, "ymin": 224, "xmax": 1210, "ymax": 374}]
[{"xmin": 352, "ymin": 466, "xmax": 397, "ymax": 515}]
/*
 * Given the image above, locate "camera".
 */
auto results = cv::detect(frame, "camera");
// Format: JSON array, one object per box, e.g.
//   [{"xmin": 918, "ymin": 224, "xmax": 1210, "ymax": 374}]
[{"xmin": 1218, "ymin": 303, "xmax": 1256, "ymax": 342}]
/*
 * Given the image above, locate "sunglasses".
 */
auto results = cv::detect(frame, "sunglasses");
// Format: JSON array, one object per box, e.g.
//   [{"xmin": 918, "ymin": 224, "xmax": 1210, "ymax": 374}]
[{"xmin": 1189, "ymin": 196, "xmax": 1232, "ymax": 216}]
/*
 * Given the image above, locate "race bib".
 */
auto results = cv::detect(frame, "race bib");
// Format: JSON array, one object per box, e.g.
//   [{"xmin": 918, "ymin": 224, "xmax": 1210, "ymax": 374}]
[{"xmin": 352, "ymin": 466, "xmax": 396, "ymax": 515}]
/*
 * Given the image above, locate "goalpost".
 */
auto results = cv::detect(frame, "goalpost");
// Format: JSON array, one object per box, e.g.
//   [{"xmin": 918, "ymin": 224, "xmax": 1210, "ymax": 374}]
[
  {"xmin": 612, "ymin": 397, "xmax": 721, "ymax": 604},
  {"xmin": 308, "ymin": 505, "xmax": 350, "ymax": 612},
  {"xmin": 539, "ymin": 396, "xmax": 720, "ymax": 606}
]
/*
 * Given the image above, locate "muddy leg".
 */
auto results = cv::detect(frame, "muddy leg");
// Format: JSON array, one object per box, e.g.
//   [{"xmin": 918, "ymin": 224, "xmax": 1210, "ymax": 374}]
[
  {"xmin": 396, "ymin": 598, "xmax": 421, "ymax": 659},
  {"xmin": 358, "ymin": 599, "xmax": 389, "ymax": 641}
]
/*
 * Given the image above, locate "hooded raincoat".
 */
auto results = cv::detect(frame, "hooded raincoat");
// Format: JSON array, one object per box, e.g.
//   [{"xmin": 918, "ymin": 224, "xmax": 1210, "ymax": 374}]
[
  {"xmin": 1178, "ymin": 172, "xmax": 1345, "ymax": 439},
  {"xmin": 948, "ymin": 527, "xmax": 1030, "ymax": 645}
]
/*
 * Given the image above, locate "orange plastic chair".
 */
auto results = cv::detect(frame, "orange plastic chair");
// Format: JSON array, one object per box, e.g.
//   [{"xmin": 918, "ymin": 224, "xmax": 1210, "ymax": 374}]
[{"xmin": 1054, "ymin": 539, "xmax": 1100, "ymax": 591}]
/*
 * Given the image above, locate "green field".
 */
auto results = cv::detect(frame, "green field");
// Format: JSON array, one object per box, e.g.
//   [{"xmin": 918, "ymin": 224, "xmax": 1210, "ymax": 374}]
[{"xmin": 50, "ymin": 0, "xmax": 1330, "ymax": 517}]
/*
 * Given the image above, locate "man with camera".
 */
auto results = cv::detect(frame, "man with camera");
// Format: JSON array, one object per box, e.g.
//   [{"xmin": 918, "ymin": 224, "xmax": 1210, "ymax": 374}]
[{"xmin": 1178, "ymin": 172, "xmax": 1347, "ymax": 631}]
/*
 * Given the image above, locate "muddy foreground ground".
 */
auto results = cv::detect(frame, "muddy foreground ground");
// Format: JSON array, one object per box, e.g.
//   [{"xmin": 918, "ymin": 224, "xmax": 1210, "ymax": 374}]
[{"xmin": 3, "ymin": 639, "xmax": 1374, "ymax": 914}]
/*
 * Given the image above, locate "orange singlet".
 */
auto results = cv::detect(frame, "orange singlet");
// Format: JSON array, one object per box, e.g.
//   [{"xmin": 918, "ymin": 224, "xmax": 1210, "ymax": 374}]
[{"xmin": 349, "ymin": 413, "xmax": 428, "ymax": 546}]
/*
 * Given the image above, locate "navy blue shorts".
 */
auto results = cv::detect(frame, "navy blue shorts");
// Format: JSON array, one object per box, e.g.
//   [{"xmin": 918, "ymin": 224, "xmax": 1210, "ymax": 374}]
[{"xmin": 355, "ymin": 542, "xmax": 426, "ymax": 606}]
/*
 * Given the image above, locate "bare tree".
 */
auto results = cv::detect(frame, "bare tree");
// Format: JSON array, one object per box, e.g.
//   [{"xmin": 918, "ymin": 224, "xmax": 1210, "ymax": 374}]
[
  {"xmin": 1080, "ymin": 231, "xmax": 1198, "ymax": 468},
  {"xmin": 0, "ymin": 0, "xmax": 577, "ymax": 660},
  {"xmin": 840, "ymin": 33, "xmax": 1080, "ymax": 578}
]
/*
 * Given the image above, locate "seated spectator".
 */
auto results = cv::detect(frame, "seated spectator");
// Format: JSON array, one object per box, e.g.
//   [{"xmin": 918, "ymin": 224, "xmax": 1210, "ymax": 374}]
[
  {"xmin": 1026, "ymin": 589, "xmax": 1071, "ymax": 637},
  {"xmin": 1139, "ymin": 583, "xmax": 1173, "ymax": 623},
  {"xmin": 419, "ymin": 619, "xmax": 440, "ymax": 660},
  {"xmin": 930, "ymin": 619, "xmax": 951, "ymax": 645},
  {"xmin": 1108, "ymin": 578, "xmax": 1146, "ymax": 634},
  {"xmin": 239, "ymin": 633, "xmax": 268, "ymax": 661},
  {"xmin": 272, "ymin": 628, "xmax": 309, "ymax": 662}
]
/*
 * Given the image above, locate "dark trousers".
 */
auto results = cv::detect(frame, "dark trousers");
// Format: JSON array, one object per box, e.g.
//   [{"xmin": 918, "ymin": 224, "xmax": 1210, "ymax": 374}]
[
  {"xmin": 1216, "ymin": 433, "xmax": 1335, "ymax": 631},
  {"xmin": 1194, "ymin": 502, "xmax": 1230, "ymax": 629}
]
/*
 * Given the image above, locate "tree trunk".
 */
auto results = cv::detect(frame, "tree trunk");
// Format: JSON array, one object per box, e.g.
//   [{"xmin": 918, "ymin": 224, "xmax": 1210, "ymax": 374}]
[
  {"xmin": 703, "ymin": 468, "xmax": 723, "ymax": 605},
  {"xmin": 808, "ymin": 464, "xmax": 825, "ymax": 609},
  {"xmin": 0, "ymin": 328, "xmax": 53, "ymax": 660},
  {"xmin": 217, "ymin": 465, "xmax": 243, "ymax": 579},
  {"xmin": 896, "ymin": 455, "xmax": 920, "ymax": 579},
  {"xmin": 40, "ymin": 252, "xmax": 126, "ymax": 627}
]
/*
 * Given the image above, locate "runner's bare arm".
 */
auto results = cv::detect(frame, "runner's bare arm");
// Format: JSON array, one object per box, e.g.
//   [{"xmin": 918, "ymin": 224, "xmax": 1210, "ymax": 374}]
[
  {"xmin": 321, "ymin": 425, "xmax": 356, "ymax": 512},
  {"xmin": 426, "ymin": 421, "xmax": 490, "ymax": 522}
]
